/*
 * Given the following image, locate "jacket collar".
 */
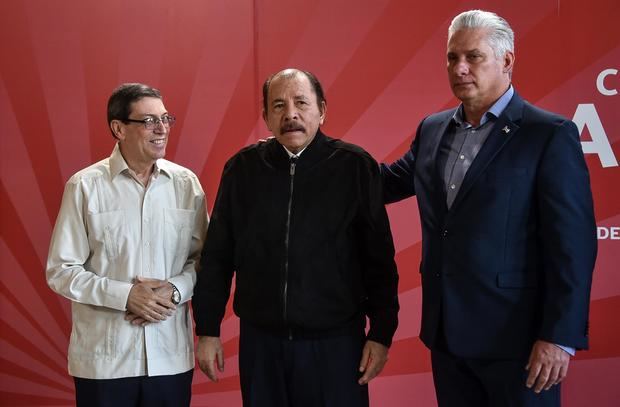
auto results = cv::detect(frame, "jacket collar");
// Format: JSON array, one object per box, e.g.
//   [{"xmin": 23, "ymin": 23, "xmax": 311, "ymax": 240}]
[
  {"xmin": 448, "ymin": 91, "xmax": 524, "ymax": 211},
  {"xmin": 265, "ymin": 130, "xmax": 330, "ymax": 170}
]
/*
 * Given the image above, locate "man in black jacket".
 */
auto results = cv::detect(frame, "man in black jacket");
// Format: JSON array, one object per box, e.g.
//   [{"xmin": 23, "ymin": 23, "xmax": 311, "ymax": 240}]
[{"xmin": 192, "ymin": 68, "xmax": 399, "ymax": 406}]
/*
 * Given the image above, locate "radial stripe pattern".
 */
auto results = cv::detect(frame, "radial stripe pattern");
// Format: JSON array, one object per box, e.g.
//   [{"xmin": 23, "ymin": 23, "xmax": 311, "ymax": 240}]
[{"xmin": 1, "ymin": 0, "xmax": 618, "ymax": 406}]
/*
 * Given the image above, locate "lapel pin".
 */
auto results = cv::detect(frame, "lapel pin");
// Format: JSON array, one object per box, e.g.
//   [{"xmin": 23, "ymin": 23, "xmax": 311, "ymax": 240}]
[{"xmin": 502, "ymin": 126, "xmax": 510, "ymax": 134}]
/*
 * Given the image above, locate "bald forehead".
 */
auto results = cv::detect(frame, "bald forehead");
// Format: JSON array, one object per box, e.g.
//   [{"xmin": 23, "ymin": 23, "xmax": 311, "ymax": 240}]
[
  {"xmin": 269, "ymin": 70, "xmax": 309, "ymax": 91},
  {"xmin": 263, "ymin": 69, "xmax": 325, "ymax": 113},
  {"xmin": 266, "ymin": 71, "xmax": 317, "ymax": 107}
]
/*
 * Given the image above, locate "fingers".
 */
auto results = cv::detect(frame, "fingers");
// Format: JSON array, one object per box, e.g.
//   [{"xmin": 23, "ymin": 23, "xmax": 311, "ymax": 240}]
[
  {"xmin": 358, "ymin": 356, "xmax": 385, "ymax": 385},
  {"xmin": 555, "ymin": 363, "xmax": 568, "ymax": 385},
  {"xmin": 358, "ymin": 363, "xmax": 374, "ymax": 385},
  {"xmin": 543, "ymin": 365, "xmax": 561, "ymax": 391},
  {"xmin": 526, "ymin": 340, "xmax": 571, "ymax": 393},
  {"xmin": 124, "ymin": 312, "xmax": 150, "ymax": 326},
  {"xmin": 358, "ymin": 341, "xmax": 388, "ymax": 385},
  {"xmin": 196, "ymin": 356, "xmax": 214, "ymax": 380},
  {"xmin": 125, "ymin": 312, "xmax": 139, "ymax": 322},
  {"xmin": 126, "ymin": 283, "xmax": 176, "ymax": 323},
  {"xmin": 145, "ymin": 307, "xmax": 170, "ymax": 321},
  {"xmin": 525, "ymin": 360, "xmax": 542, "ymax": 389},
  {"xmin": 533, "ymin": 364, "xmax": 552, "ymax": 393},
  {"xmin": 204, "ymin": 359, "xmax": 219, "ymax": 382},
  {"xmin": 216, "ymin": 347, "xmax": 225, "ymax": 372},
  {"xmin": 138, "ymin": 302, "xmax": 174, "ymax": 322},
  {"xmin": 358, "ymin": 344, "xmax": 370, "ymax": 373},
  {"xmin": 196, "ymin": 337, "xmax": 224, "ymax": 382}
]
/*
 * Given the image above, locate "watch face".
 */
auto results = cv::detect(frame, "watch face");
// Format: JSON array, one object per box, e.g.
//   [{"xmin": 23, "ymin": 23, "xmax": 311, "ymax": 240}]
[{"xmin": 172, "ymin": 288, "xmax": 181, "ymax": 305}]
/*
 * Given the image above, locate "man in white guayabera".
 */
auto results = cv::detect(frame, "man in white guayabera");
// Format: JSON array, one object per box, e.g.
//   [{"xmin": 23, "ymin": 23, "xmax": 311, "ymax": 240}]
[{"xmin": 46, "ymin": 83, "xmax": 207, "ymax": 406}]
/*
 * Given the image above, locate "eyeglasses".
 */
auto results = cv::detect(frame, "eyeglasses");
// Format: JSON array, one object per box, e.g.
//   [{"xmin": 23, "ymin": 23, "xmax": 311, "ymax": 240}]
[{"xmin": 123, "ymin": 115, "xmax": 176, "ymax": 130}]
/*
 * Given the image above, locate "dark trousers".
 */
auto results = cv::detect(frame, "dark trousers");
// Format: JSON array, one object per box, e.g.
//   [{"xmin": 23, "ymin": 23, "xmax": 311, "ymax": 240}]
[
  {"xmin": 431, "ymin": 349, "xmax": 560, "ymax": 407},
  {"xmin": 238, "ymin": 320, "xmax": 369, "ymax": 407},
  {"xmin": 73, "ymin": 369, "xmax": 193, "ymax": 407}
]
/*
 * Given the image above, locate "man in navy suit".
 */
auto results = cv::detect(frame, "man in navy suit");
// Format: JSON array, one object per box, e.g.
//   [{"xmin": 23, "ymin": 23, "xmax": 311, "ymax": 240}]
[{"xmin": 381, "ymin": 10, "xmax": 597, "ymax": 407}]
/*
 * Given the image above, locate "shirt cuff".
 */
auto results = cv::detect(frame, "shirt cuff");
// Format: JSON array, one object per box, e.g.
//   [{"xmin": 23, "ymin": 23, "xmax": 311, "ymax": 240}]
[
  {"xmin": 555, "ymin": 344, "xmax": 575, "ymax": 356},
  {"xmin": 106, "ymin": 280, "xmax": 134, "ymax": 311}
]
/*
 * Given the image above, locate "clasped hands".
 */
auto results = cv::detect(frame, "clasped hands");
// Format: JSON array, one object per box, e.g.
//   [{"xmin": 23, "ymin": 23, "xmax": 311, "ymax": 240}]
[{"xmin": 125, "ymin": 276, "xmax": 176, "ymax": 326}]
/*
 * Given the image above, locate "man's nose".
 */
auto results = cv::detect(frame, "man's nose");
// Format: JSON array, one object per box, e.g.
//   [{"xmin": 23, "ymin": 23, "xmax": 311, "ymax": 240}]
[
  {"xmin": 283, "ymin": 103, "xmax": 299, "ymax": 119},
  {"xmin": 153, "ymin": 120, "xmax": 169, "ymax": 134},
  {"xmin": 453, "ymin": 59, "xmax": 469, "ymax": 75}
]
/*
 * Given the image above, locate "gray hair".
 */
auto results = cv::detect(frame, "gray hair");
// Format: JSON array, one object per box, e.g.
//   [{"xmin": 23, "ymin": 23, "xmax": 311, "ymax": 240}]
[{"xmin": 448, "ymin": 10, "xmax": 514, "ymax": 58}]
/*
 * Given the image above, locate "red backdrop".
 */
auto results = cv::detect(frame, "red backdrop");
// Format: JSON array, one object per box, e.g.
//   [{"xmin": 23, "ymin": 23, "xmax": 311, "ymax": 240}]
[{"xmin": 1, "ymin": 0, "xmax": 618, "ymax": 405}]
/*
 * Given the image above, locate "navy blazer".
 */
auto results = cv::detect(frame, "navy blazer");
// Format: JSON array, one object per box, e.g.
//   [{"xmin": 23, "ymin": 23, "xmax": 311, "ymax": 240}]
[{"xmin": 382, "ymin": 92, "xmax": 597, "ymax": 359}]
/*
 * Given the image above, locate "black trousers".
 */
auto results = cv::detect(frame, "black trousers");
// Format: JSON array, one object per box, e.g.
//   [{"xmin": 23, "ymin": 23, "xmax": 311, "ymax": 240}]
[
  {"xmin": 73, "ymin": 369, "xmax": 193, "ymax": 407},
  {"xmin": 431, "ymin": 349, "xmax": 560, "ymax": 407},
  {"xmin": 238, "ymin": 320, "xmax": 369, "ymax": 407}
]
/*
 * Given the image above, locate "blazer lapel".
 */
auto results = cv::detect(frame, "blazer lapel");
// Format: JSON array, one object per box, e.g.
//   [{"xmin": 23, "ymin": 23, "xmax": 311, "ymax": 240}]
[
  {"xmin": 430, "ymin": 115, "xmax": 453, "ymax": 212},
  {"xmin": 449, "ymin": 93, "xmax": 524, "ymax": 211}
]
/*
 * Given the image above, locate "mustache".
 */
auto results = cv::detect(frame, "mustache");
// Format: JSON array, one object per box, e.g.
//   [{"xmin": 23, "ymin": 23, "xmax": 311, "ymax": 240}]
[{"xmin": 280, "ymin": 122, "xmax": 305, "ymax": 133}]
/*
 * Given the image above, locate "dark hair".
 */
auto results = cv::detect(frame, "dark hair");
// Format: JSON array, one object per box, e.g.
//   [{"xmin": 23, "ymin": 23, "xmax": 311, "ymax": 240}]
[
  {"xmin": 262, "ymin": 69, "xmax": 326, "ymax": 113},
  {"xmin": 107, "ymin": 83, "xmax": 162, "ymax": 138}
]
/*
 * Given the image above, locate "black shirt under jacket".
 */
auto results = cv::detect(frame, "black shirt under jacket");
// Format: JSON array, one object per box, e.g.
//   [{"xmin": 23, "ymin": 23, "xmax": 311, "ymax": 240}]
[{"xmin": 192, "ymin": 131, "xmax": 399, "ymax": 347}]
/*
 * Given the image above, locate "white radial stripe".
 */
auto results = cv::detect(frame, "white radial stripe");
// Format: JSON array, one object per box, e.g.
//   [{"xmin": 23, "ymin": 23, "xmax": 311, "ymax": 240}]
[
  {"xmin": 0, "ymin": 339, "xmax": 72, "ymax": 392},
  {"xmin": 115, "ymin": 4, "xmax": 166, "ymax": 91},
  {"xmin": 220, "ymin": 314, "xmax": 240, "ymax": 343},
  {"xmin": 388, "ymin": 199, "xmax": 422, "ymax": 253},
  {"xmin": 284, "ymin": 0, "xmax": 392, "ymax": 91},
  {"xmin": 393, "ymin": 287, "xmax": 422, "ymax": 342},
  {"xmin": 191, "ymin": 391, "xmax": 242, "ymax": 407},
  {"xmin": 174, "ymin": 0, "xmax": 254, "ymax": 173},
  {"xmin": 243, "ymin": 0, "xmax": 392, "ymax": 148},
  {"xmin": 0, "ymin": 241, "xmax": 69, "ymax": 361},
  {"xmin": 0, "ymin": 296, "xmax": 67, "ymax": 370},
  {"xmin": 0, "ymin": 79, "xmax": 53, "ymax": 262},
  {"xmin": 243, "ymin": 117, "xmax": 271, "ymax": 148},
  {"xmin": 24, "ymin": 0, "xmax": 92, "ymax": 182},
  {"xmin": 369, "ymin": 373, "xmax": 437, "ymax": 407},
  {"xmin": 536, "ymin": 46, "xmax": 620, "ymax": 144},
  {"xmin": 0, "ymin": 372, "xmax": 72, "ymax": 400},
  {"xmin": 342, "ymin": 0, "xmax": 558, "ymax": 160},
  {"xmin": 341, "ymin": 21, "xmax": 455, "ymax": 158}
]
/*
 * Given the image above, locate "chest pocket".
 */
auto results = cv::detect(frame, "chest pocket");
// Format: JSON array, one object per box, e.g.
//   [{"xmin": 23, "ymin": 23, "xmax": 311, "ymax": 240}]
[
  {"xmin": 87, "ymin": 210, "xmax": 125, "ymax": 259},
  {"xmin": 164, "ymin": 208, "xmax": 195, "ymax": 261}
]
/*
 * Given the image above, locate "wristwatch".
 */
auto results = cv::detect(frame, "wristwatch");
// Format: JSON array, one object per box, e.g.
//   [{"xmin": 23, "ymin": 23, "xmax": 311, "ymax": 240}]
[{"xmin": 170, "ymin": 283, "xmax": 181, "ymax": 305}]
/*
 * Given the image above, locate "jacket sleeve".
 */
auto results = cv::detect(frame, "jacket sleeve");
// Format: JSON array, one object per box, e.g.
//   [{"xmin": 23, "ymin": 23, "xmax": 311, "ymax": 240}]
[
  {"xmin": 192, "ymin": 160, "xmax": 237, "ymax": 337},
  {"xmin": 358, "ymin": 155, "xmax": 400, "ymax": 347},
  {"xmin": 536, "ymin": 119, "xmax": 597, "ymax": 350},
  {"xmin": 46, "ymin": 179, "xmax": 133, "ymax": 311},
  {"xmin": 380, "ymin": 119, "xmax": 424, "ymax": 204}
]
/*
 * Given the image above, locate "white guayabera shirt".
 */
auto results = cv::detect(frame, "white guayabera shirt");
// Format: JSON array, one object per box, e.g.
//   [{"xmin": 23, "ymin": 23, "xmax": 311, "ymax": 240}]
[{"xmin": 47, "ymin": 143, "xmax": 208, "ymax": 379}]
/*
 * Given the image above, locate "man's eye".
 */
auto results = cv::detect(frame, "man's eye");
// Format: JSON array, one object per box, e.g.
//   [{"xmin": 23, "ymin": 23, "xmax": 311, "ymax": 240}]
[{"xmin": 143, "ymin": 117, "xmax": 155, "ymax": 124}]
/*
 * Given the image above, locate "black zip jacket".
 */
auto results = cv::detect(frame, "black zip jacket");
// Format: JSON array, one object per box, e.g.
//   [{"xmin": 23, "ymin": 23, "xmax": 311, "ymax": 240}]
[{"xmin": 192, "ymin": 131, "xmax": 399, "ymax": 347}]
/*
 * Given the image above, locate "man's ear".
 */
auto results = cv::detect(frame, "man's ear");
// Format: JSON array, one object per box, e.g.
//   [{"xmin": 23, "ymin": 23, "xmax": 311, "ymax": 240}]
[
  {"xmin": 503, "ymin": 51, "xmax": 515, "ymax": 75},
  {"xmin": 110, "ymin": 120, "xmax": 124, "ymax": 140},
  {"xmin": 319, "ymin": 101, "xmax": 327, "ymax": 125}
]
